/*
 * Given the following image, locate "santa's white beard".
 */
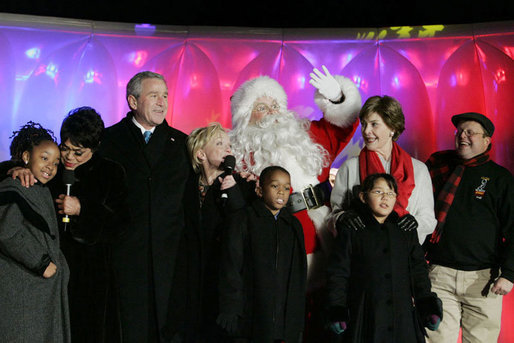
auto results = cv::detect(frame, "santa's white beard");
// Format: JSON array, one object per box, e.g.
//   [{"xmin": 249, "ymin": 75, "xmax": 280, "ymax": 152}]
[{"xmin": 230, "ymin": 111, "xmax": 329, "ymax": 190}]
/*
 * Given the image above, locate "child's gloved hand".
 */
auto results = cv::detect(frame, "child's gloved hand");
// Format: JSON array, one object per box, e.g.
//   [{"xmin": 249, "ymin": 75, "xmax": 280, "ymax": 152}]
[
  {"xmin": 337, "ymin": 209, "xmax": 365, "ymax": 231},
  {"xmin": 398, "ymin": 213, "xmax": 418, "ymax": 231},
  {"xmin": 216, "ymin": 313, "xmax": 240, "ymax": 335},
  {"xmin": 329, "ymin": 321, "xmax": 347, "ymax": 334},
  {"xmin": 425, "ymin": 314, "xmax": 441, "ymax": 331}
]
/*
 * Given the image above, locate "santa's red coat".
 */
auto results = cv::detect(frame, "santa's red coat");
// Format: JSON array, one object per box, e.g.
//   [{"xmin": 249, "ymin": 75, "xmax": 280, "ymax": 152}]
[{"xmin": 293, "ymin": 117, "xmax": 359, "ymax": 254}]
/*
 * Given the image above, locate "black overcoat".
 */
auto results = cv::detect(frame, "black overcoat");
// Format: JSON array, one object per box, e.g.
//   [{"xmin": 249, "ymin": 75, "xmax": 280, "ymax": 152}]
[
  {"xmin": 219, "ymin": 199, "xmax": 307, "ymax": 343},
  {"xmin": 49, "ymin": 153, "xmax": 128, "ymax": 343},
  {"xmin": 326, "ymin": 203, "xmax": 441, "ymax": 343},
  {"xmin": 98, "ymin": 113, "xmax": 191, "ymax": 342},
  {"xmin": 166, "ymin": 173, "xmax": 256, "ymax": 342},
  {"xmin": 199, "ymin": 175, "xmax": 256, "ymax": 332}
]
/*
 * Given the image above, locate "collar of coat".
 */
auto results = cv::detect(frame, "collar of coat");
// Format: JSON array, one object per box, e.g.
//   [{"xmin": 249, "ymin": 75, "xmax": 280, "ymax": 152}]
[
  {"xmin": 125, "ymin": 111, "xmax": 174, "ymax": 141},
  {"xmin": 251, "ymin": 198, "xmax": 294, "ymax": 224},
  {"xmin": 0, "ymin": 179, "xmax": 54, "ymax": 239}
]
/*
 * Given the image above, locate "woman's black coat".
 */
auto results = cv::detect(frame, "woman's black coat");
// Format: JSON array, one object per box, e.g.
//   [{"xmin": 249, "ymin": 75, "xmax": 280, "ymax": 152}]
[
  {"xmin": 166, "ymin": 172, "xmax": 256, "ymax": 342},
  {"xmin": 50, "ymin": 153, "xmax": 129, "ymax": 343},
  {"xmin": 326, "ymin": 203, "xmax": 441, "ymax": 343}
]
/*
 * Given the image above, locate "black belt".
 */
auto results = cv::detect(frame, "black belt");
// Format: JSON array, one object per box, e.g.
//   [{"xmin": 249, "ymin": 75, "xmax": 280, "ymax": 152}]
[{"xmin": 287, "ymin": 182, "xmax": 328, "ymax": 213}]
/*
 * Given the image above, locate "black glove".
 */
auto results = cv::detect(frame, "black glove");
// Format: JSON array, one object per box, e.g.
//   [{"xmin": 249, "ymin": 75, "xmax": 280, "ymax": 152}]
[
  {"xmin": 216, "ymin": 313, "xmax": 239, "ymax": 335},
  {"xmin": 337, "ymin": 209, "xmax": 365, "ymax": 231},
  {"xmin": 398, "ymin": 214, "xmax": 418, "ymax": 231}
]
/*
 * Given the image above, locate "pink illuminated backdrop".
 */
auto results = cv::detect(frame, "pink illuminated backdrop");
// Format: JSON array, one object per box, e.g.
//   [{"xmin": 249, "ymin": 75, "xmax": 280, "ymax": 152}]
[{"xmin": 0, "ymin": 13, "xmax": 512, "ymax": 341}]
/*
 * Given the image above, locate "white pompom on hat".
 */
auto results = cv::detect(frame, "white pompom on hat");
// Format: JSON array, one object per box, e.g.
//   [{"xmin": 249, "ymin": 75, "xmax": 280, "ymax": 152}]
[{"xmin": 231, "ymin": 76, "xmax": 288, "ymax": 130}]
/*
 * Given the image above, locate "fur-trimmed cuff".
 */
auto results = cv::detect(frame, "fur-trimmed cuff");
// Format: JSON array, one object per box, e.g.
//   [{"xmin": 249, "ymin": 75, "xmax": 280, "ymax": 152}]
[
  {"xmin": 416, "ymin": 294, "xmax": 443, "ymax": 320},
  {"xmin": 328, "ymin": 306, "xmax": 350, "ymax": 322},
  {"xmin": 314, "ymin": 75, "xmax": 361, "ymax": 128}
]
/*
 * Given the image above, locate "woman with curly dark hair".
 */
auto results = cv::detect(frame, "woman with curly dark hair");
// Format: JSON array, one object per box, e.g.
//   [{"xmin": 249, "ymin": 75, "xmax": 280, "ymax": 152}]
[{"xmin": 54, "ymin": 106, "xmax": 129, "ymax": 343}]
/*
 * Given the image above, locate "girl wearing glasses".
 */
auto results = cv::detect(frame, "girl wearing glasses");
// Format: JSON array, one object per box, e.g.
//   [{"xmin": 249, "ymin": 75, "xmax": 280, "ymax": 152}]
[{"xmin": 326, "ymin": 173, "xmax": 442, "ymax": 342}]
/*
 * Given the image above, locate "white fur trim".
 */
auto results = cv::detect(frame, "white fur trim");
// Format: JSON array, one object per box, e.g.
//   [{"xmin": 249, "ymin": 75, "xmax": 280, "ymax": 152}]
[
  {"xmin": 314, "ymin": 75, "xmax": 362, "ymax": 128},
  {"xmin": 308, "ymin": 206, "xmax": 333, "ymax": 258},
  {"xmin": 280, "ymin": 154, "xmax": 319, "ymax": 191},
  {"xmin": 231, "ymin": 76, "xmax": 288, "ymax": 130},
  {"xmin": 306, "ymin": 205, "xmax": 335, "ymax": 291},
  {"xmin": 306, "ymin": 251, "xmax": 327, "ymax": 291},
  {"xmin": 308, "ymin": 205, "xmax": 330, "ymax": 233}
]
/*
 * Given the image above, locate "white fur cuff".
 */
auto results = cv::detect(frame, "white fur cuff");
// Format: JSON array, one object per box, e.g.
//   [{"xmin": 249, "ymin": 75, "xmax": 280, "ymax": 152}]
[{"xmin": 314, "ymin": 75, "xmax": 362, "ymax": 128}]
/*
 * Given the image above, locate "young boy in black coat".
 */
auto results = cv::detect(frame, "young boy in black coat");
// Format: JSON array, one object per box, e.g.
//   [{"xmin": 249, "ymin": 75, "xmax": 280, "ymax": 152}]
[{"xmin": 218, "ymin": 166, "xmax": 307, "ymax": 343}]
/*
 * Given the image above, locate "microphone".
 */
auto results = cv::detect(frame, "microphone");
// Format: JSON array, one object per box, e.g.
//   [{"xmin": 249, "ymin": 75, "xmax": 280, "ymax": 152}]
[
  {"xmin": 220, "ymin": 155, "xmax": 236, "ymax": 206},
  {"xmin": 61, "ymin": 169, "xmax": 75, "ymax": 231}
]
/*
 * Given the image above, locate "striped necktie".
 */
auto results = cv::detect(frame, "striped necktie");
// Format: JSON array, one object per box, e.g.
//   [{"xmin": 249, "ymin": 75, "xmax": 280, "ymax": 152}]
[{"xmin": 143, "ymin": 130, "xmax": 152, "ymax": 143}]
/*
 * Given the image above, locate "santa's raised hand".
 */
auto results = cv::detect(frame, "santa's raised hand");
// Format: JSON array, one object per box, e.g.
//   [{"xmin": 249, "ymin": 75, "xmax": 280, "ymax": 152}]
[{"xmin": 309, "ymin": 65, "xmax": 343, "ymax": 102}]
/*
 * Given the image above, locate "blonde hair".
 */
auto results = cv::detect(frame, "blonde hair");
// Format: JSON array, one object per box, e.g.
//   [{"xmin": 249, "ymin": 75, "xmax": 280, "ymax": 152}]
[{"xmin": 187, "ymin": 122, "xmax": 227, "ymax": 174}]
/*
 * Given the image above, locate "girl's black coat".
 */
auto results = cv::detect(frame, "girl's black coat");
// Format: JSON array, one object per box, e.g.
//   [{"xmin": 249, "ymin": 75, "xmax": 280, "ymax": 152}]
[{"xmin": 326, "ymin": 203, "xmax": 441, "ymax": 343}]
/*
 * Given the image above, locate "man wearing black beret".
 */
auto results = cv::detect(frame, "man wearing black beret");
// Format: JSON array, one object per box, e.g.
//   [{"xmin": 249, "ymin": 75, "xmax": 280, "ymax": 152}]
[{"xmin": 424, "ymin": 112, "xmax": 514, "ymax": 342}]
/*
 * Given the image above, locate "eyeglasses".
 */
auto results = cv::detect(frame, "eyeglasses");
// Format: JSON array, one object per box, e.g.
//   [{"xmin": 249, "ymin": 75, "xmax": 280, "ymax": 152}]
[
  {"xmin": 368, "ymin": 190, "xmax": 397, "ymax": 199},
  {"xmin": 252, "ymin": 102, "xmax": 280, "ymax": 114},
  {"xmin": 454, "ymin": 129, "xmax": 486, "ymax": 137},
  {"xmin": 59, "ymin": 144, "xmax": 89, "ymax": 157}
]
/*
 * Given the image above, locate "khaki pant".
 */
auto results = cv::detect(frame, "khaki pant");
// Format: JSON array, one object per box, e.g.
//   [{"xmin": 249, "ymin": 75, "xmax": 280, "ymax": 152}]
[{"xmin": 427, "ymin": 265, "xmax": 502, "ymax": 343}]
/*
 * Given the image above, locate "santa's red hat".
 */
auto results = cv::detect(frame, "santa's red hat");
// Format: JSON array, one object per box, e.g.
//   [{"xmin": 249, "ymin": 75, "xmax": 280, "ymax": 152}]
[{"xmin": 231, "ymin": 76, "xmax": 287, "ymax": 130}]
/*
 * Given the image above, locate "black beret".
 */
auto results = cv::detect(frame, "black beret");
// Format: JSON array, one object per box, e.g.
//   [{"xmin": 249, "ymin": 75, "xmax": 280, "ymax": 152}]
[{"xmin": 451, "ymin": 112, "xmax": 495, "ymax": 137}]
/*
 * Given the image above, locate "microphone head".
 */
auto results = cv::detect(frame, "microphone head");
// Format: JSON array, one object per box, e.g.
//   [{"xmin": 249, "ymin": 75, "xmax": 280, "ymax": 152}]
[
  {"xmin": 62, "ymin": 169, "xmax": 75, "ymax": 185},
  {"xmin": 222, "ymin": 155, "xmax": 236, "ymax": 173}
]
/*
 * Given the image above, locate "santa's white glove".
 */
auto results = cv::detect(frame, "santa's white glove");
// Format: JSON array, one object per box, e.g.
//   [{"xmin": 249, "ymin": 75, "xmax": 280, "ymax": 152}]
[{"xmin": 309, "ymin": 65, "xmax": 343, "ymax": 102}]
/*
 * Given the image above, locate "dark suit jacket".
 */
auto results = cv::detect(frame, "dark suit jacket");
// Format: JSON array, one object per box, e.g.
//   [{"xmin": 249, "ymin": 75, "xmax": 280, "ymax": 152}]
[{"xmin": 98, "ymin": 113, "xmax": 193, "ymax": 343}]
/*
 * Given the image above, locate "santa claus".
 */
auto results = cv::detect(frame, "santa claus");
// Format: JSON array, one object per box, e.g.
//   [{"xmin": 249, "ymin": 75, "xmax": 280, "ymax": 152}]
[{"xmin": 229, "ymin": 66, "xmax": 361, "ymax": 286}]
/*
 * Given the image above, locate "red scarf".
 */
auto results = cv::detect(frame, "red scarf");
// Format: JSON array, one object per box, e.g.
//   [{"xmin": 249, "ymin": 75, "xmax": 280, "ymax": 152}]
[{"xmin": 359, "ymin": 142, "xmax": 415, "ymax": 217}]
